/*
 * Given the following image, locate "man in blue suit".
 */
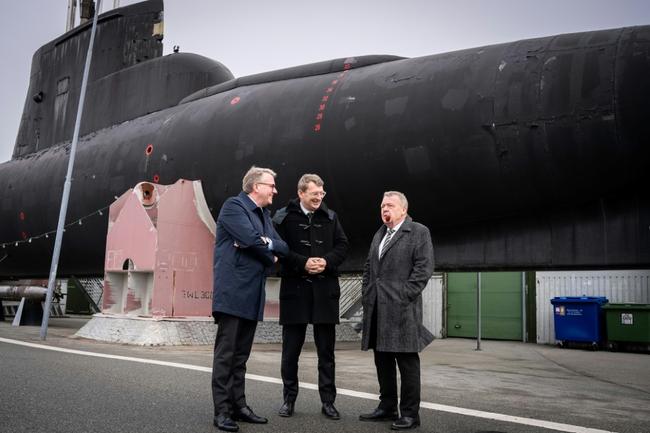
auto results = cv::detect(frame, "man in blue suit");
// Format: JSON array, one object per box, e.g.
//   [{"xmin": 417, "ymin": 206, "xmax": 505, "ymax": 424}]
[{"xmin": 211, "ymin": 166, "xmax": 289, "ymax": 432}]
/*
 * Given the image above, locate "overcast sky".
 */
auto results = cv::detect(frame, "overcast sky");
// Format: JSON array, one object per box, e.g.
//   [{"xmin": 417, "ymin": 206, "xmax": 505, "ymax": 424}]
[{"xmin": 1, "ymin": 0, "xmax": 649, "ymax": 163}]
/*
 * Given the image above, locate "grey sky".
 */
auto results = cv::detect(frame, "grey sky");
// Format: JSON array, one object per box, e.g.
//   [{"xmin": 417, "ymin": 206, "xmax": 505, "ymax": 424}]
[{"xmin": 1, "ymin": 0, "xmax": 649, "ymax": 163}]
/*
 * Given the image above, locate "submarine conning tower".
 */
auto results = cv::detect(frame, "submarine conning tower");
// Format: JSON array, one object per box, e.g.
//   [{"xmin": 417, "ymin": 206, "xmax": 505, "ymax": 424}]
[{"xmin": 12, "ymin": 0, "xmax": 234, "ymax": 159}]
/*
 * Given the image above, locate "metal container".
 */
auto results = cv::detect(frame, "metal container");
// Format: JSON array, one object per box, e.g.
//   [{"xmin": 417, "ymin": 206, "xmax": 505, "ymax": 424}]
[
  {"xmin": 603, "ymin": 303, "xmax": 650, "ymax": 348},
  {"xmin": 551, "ymin": 296, "xmax": 608, "ymax": 348}
]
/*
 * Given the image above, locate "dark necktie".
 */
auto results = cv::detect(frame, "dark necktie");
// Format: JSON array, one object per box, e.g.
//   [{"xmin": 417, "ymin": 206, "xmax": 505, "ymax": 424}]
[
  {"xmin": 255, "ymin": 207, "xmax": 265, "ymax": 229},
  {"xmin": 307, "ymin": 212, "xmax": 314, "ymax": 224},
  {"xmin": 379, "ymin": 228, "xmax": 395, "ymax": 259}
]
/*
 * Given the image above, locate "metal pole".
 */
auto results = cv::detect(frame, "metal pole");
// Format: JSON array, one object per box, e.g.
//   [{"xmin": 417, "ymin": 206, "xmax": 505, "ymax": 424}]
[
  {"xmin": 66, "ymin": 0, "xmax": 77, "ymax": 32},
  {"xmin": 522, "ymin": 272, "xmax": 527, "ymax": 342},
  {"xmin": 114, "ymin": 0, "xmax": 120, "ymax": 9},
  {"xmin": 40, "ymin": 0, "xmax": 102, "ymax": 340},
  {"xmin": 476, "ymin": 272, "xmax": 482, "ymax": 351}
]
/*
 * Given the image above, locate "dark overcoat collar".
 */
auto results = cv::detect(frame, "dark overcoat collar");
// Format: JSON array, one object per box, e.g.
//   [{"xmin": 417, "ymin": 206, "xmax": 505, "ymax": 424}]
[
  {"xmin": 286, "ymin": 198, "xmax": 330, "ymax": 217},
  {"xmin": 238, "ymin": 191, "xmax": 268, "ymax": 213}
]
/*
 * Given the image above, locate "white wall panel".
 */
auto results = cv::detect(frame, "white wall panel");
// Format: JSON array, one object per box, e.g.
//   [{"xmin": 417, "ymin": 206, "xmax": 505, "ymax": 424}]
[{"xmin": 423, "ymin": 273, "xmax": 445, "ymax": 339}]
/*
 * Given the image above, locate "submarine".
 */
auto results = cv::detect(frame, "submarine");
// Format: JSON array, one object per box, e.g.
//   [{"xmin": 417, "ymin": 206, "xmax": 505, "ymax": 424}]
[{"xmin": 0, "ymin": 0, "xmax": 648, "ymax": 279}]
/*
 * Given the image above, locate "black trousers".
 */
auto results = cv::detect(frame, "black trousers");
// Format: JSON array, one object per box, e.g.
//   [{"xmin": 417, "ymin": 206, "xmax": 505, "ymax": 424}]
[
  {"xmin": 212, "ymin": 313, "xmax": 257, "ymax": 415},
  {"xmin": 373, "ymin": 350, "xmax": 421, "ymax": 418},
  {"xmin": 369, "ymin": 304, "xmax": 420, "ymax": 418},
  {"xmin": 281, "ymin": 323, "xmax": 336, "ymax": 403}
]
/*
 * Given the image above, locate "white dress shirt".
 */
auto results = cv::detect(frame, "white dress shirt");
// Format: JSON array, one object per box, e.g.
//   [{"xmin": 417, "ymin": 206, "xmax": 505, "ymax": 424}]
[{"xmin": 378, "ymin": 219, "xmax": 405, "ymax": 256}]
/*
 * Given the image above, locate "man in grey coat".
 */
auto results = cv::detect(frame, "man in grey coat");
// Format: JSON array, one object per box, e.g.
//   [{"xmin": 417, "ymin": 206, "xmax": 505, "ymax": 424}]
[{"xmin": 359, "ymin": 191, "xmax": 434, "ymax": 430}]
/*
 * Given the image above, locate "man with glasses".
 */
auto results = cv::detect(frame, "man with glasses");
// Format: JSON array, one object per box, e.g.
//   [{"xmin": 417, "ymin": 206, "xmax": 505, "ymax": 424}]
[
  {"xmin": 358, "ymin": 191, "xmax": 434, "ymax": 430},
  {"xmin": 273, "ymin": 174, "xmax": 349, "ymax": 420},
  {"xmin": 212, "ymin": 166, "xmax": 289, "ymax": 432}
]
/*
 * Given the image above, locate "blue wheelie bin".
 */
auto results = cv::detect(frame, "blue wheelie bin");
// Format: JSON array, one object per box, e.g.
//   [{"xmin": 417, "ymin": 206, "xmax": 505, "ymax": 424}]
[{"xmin": 550, "ymin": 296, "xmax": 608, "ymax": 349}]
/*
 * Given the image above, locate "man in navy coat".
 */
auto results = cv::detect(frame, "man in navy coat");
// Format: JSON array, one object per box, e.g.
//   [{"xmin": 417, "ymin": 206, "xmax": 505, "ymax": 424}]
[{"xmin": 211, "ymin": 166, "xmax": 289, "ymax": 432}]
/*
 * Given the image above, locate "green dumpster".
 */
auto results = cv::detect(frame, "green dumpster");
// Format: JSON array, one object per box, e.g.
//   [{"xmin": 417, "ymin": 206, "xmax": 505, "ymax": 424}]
[{"xmin": 602, "ymin": 303, "xmax": 650, "ymax": 349}]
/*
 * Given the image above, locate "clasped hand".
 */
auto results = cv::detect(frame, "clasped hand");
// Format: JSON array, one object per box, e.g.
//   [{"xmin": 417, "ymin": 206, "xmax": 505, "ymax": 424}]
[{"xmin": 305, "ymin": 257, "xmax": 326, "ymax": 274}]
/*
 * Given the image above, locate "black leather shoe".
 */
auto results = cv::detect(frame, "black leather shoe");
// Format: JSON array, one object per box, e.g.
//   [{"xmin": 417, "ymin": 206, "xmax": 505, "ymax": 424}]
[
  {"xmin": 214, "ymin": 413, "xmax": 239, "ymax": 432},
  {"xmin": 278, "ymin": 401, "xmax": 294, "ymax": 417},
  {"xmin": 321, "ymin": 402, "xmax": 341, "ymax": 420},
  {"xmin": 391, "ymin": 416, "xmax": 421, "ymax": 430},
  {"xmin": 232, "ymin": 406, "xmax": 268, "ymax": 424},
  {"xmin": 359, "ymin": 407, "xmax": 399, "ymax": 421}
]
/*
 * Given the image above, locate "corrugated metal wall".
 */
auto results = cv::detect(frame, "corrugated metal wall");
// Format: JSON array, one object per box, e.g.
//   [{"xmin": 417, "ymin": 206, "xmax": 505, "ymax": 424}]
[
  {"xmin": 422, "ymin": 273, "xmax": 445, "ymax": 339},
  {"xmin": 536, "ymin": 270, "xmax": 650, "ymax": 344}
]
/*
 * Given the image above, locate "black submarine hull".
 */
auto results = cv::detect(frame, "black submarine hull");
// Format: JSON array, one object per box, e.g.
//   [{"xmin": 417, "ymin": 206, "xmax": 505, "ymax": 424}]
[{"xmin": 1, "ymin": 22, "xmax": 649, "ymax": 277}]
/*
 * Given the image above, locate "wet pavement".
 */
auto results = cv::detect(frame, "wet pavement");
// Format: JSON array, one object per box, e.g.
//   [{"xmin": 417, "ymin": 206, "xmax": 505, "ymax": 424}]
[{"xmin": 0, "ymin": 316, "xmax": 648, "ymax": 433}]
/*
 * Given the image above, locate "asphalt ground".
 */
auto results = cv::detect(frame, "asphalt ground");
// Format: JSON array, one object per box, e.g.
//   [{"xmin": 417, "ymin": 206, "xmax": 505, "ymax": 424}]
[{"xmin": 0, "ymin": 317, "xmax": 649, "ymax": 433}]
